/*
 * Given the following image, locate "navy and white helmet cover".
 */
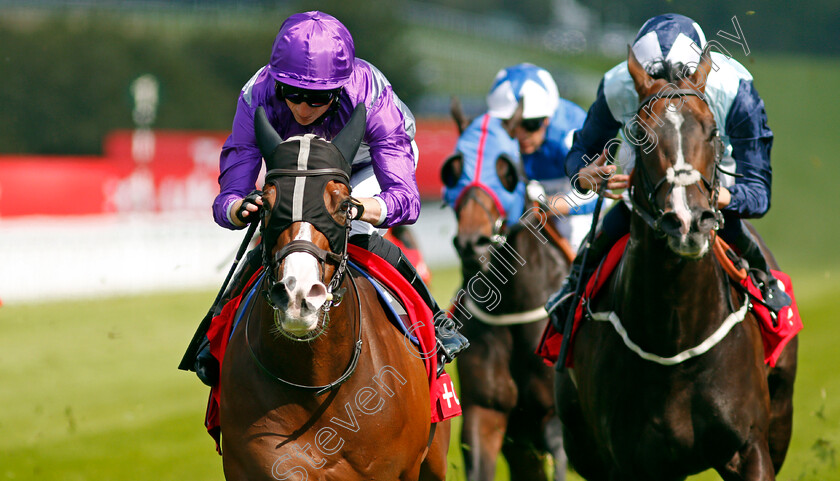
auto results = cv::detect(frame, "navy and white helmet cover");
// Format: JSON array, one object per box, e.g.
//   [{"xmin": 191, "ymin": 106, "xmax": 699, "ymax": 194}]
[
  {"xmin": 631, "ymin": 13, "xmax": 707, "ymax": 74},
  {"xmin": 443, "ymin": 114, "xmax": 526, "ymax": 226},
  {"xmin": 565, "ymin": 13, "xmax": 773, "ymax": 218}
]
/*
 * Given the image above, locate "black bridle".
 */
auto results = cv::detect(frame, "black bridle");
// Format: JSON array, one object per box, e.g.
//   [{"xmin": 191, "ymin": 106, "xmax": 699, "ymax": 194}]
[
  {"xmin": 245, "ymin": 167, "xmax": 363, "ymax": 395},
  {"xmin": 454, "ymin": 186, "xmax": 507, "ymax": 249},
  {"xmin": 260, "ymin": 166, "xmax": 354, "ymax": 305},
  {"xmin": 628, "ymin": 89, "xmax": 727, "ymax": 237}
]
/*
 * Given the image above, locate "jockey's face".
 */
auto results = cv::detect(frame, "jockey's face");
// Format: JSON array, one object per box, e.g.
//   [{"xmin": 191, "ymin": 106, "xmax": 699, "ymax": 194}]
[
  {"xmin": 513, "ymin": 117, "xmax": 550, "ymax": 155},
  {"xmin": 285, "ymin": 98, "xmax": 334, "ymax": 126}
]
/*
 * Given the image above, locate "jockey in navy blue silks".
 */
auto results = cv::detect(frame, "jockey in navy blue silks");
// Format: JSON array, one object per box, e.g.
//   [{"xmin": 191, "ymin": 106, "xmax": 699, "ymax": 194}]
[
  {"xmin": 546, "ymin": 13, "xmax": 791, "ymax": 327},
  {"xmin": 486, "ymin": 63, "xmax": 596, "ymax": 249}
]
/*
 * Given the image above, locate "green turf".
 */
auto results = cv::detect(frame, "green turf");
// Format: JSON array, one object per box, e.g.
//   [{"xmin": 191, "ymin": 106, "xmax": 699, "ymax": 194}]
[{"xmin": 1, "ymin": 265, "xmax": 837, "ymax": 480}]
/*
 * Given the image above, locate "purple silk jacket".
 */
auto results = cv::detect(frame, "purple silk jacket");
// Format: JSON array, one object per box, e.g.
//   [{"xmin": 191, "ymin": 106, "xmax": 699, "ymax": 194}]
[{"xmin": 213, "ymin": 59, "xmax": 419, "ymax": 229}]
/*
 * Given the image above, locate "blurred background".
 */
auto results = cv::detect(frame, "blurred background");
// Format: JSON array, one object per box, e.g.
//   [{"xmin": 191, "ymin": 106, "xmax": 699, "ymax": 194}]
[{"xmin": 1, "ymin": 1, "xmax": 838, "ymax": 480}]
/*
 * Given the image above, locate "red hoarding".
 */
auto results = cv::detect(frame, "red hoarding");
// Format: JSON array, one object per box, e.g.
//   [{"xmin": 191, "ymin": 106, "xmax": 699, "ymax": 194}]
[{"xmin": 0, "ymin": 119, "xmax": 458, "ymax": 218}]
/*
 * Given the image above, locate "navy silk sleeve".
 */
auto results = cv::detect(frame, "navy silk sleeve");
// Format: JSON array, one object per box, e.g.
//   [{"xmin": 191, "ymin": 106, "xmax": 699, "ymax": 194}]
[
  {"xmin": 565, "ymin": 80, "xmax": 622, "ymax": 191},
  {"xmin": 724, "ymin": 80, "xmax": 773, "ymax": 218}
]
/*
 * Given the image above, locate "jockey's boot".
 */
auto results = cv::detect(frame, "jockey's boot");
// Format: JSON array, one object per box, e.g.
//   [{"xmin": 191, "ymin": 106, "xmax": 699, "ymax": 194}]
[
  {"xmin": 194, "ymin": 248, "xmax": 263, "ymax": 387},
  {"xmin": 733, "ymin": 227, "xmax": 791, "ymax": 314},
  {"xmin": 545, "ymin": 227, "xmax": 616, "ymax": 333},
  {"xmin": 350, "ymin": 233, "xmax": 469, "ymax": 375}
]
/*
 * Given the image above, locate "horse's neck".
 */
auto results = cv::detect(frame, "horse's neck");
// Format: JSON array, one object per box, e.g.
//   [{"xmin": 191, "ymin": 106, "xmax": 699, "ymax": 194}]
[
  {"xmin": 253, "ymin": 275, "xmax": 358, "ymax": 386},
  {"xmin": 466, "ymin": 226, "xmax": 568, "ymax": 312},
  {"xmin": 614, "ymin": 225, "xmax": 730, "ymax": 350}
]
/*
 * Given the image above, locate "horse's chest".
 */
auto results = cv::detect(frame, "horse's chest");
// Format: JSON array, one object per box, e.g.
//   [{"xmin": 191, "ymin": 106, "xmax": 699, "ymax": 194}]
[{"xmin": 577, "ymin": 347, "xmax": 756, "ymax": 475}]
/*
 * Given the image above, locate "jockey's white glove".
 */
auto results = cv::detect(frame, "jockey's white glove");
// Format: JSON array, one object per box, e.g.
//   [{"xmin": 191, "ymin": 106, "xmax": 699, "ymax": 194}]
[{"xmin": 526, "ymin": 180, "xmax": 547, "ymax": 204}]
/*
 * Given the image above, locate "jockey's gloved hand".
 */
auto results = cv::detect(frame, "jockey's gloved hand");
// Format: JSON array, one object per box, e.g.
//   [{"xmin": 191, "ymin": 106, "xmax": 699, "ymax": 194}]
[
  {"xmin": 527, "ymin": 180, "xmax": 547, "ymax": 205},
  {"xmin": 235, "ymin": 189, "xmax": 264, "ymax": 224}
]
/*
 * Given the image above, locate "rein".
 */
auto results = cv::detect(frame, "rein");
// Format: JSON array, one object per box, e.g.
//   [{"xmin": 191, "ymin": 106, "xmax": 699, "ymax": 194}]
[
  {"xmin": 245, "ymin": 270, "xmax": 363, "ymax": 396},
  {"xmin": 628, "ymin": 89, "xmax": 725, "ymax": 237}
]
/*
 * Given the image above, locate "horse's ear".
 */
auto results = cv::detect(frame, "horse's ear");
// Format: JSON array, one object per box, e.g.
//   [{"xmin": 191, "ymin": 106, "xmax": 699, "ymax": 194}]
[
  {"xmin": 496, "ymin": 155, "xmax": 519, "ymax": 193},
  {"xmin": 686, "ymin": 45, "xmax": 713, "ymax": 94},
  {"xmin": 332, "ymin": 103, "xmax": 367, "ymax": 164},
  {"xmin": 254, "ymin": 107, "xmax": 282, "ymax": 160},
  {"xmin": 441, "ymin": 154, "xmax": 463, "ymax": 188},
  {"xmin": 501, "ymin": 97, "xmax": 524, "ymax": 138},
  {"xmin": 450, "ymin": 96, "xmax": 470, "ymax": 135},
  {"xmin": 628, "ymin": 44, "xmax": 654, "ymax": 97}
]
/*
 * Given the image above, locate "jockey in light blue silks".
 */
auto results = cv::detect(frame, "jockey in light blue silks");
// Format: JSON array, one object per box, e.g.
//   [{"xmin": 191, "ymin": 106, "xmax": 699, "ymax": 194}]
[
  {"xmin": 546, "ymin": 13, "xmax": 791, "ymax": 327},
  {"xmin": 442, "ymin": 114, "xmax": 526, "ymax": 227},
  {"xmin": 485, "ymin": 63, "xmax": 597, "ymax": 250}
]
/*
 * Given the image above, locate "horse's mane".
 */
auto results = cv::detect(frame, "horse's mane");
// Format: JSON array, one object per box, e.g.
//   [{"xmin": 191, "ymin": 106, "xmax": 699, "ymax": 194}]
[{"xmin": 645, "ymin": 59, "xmax": 688, "ymax": 83}]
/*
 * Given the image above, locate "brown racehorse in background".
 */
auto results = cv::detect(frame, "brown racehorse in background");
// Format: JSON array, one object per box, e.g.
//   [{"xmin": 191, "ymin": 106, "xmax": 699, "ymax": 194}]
[
  {"xmin": 555, "ymin": 47, "xmax": 798, "ymax": 480},
  {"xmin": 219, "ymin": 106, "xmax": 449, "ymax": 480},
  {"xmin": 442, "ymin": 102, "xmax": 572, "ymax": 481}
]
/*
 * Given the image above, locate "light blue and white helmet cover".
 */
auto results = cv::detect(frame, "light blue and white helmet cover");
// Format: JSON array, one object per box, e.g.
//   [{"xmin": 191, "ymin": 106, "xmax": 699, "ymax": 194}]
[
  {"xmin": 632, "ymin": 13, "xmax": 707, "ymax": 74},
  {"xmin": 486, "ymin": 63, "xmax": 559, "ymax": 120},
  {"xmin": 443, "ymin": 114, "xmax": 526, "ymax": 226}
]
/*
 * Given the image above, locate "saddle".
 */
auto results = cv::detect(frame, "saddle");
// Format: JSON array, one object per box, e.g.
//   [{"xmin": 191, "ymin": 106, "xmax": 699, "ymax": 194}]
[{"xmin": 536, "ymin": 235, "xmax": 802, "ymax": 369}]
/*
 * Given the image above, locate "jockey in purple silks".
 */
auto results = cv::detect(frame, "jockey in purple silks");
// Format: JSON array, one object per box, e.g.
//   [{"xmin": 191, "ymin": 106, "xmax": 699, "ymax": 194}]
[
  {"xmin": 191, "ymin": 11, "xmax": 468, "ymax": 386},
  {"xmin": 546, "ymin": 13, "xmax": 791, "ymax": 330}
]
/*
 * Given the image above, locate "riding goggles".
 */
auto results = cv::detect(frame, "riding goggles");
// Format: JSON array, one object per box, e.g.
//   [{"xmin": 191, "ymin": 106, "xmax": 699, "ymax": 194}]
[
  {"xmin": 520, "ymin": 117, "xmax": 547, "ymax": 133},
  {"xmin": 277, "ymin": 82, "xmax": 340, "ymax": 107}
]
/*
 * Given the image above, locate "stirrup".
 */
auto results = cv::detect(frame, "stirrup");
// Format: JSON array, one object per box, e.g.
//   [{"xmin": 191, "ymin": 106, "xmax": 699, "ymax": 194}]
[
  {"xmin": 761, "ymin": 278, "xmax": 792, "ymax": 315},
  {"xmin": 435, "ymin": 323, "xmax": 469, "ymax": 376},
  {"xmin": 195, "ymin": 340, "xmax": 218, "ymax": 387},
  {"xmin": 547, "ymin": 291, "xmax": 576, "ymax": 332}
]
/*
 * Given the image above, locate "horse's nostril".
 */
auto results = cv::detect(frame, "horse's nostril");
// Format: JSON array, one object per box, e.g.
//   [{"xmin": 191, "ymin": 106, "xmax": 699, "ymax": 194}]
[
  {"xmin": 269, "ymin": 283, "xmax": 290, "ymax": 307},
  {"xmin": 660, "ymin": 212, "xmax": 684, "ymax": 236},
  {"xmin": 304, "ymin": 283, "xmax": 328, "ymax": 311},
  {"xmin": 474, "ymin": 236, "xmax": 492, "ymax": 249},
  {"xmin": 696, "ymin": 210, "xmax": 717, "ymax": 231}
]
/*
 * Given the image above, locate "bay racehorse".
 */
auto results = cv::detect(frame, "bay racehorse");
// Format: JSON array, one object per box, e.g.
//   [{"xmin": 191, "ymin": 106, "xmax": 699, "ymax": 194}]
[
  {"xmin": 442, "ymin": 102, "xmax": 573, "ymax": 481},
  {"xmin": 555, "ymin": 47, "xmax": 798, "ymax": 480},
  {"xmin": 219, "ymin": 105, "xmax": 449, "ymax": 480}
]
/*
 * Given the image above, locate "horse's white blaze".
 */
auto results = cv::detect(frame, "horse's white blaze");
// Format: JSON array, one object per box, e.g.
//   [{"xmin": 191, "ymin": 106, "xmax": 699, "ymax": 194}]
[
  {"xmin": 281, "ymin": 222, "xmax": 328, "ymax": 332},
  {"xmin": 665, "ymin": 109, "xmax": 694, "ymax": 236}
]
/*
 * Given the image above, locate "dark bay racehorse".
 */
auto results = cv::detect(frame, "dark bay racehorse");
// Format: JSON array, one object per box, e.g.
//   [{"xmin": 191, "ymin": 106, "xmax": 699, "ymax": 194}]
[
  {"xmin": 220, "ymin": 105, "xmax": 449, "ymax": 480},
  {"xmin": 442, "ymin": 104, "xmax": 572, "ymax": 481},
  {"xmin": 555, "ymin": 47, "xmax": 798, "ymax": 480}
]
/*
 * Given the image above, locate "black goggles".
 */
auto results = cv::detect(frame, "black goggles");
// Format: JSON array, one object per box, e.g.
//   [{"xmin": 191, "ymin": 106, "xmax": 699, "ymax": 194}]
[
  {"xmin": 276, "ymin": 83, "xmax": 339, "ymax": 108},
  {"xmin": 520, "ymin": 117, "xmax": 547, "ymax": 133}
]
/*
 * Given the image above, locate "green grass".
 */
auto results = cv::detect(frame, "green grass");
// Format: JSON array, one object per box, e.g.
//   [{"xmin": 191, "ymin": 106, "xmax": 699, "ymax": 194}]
[{"xmin": 1, "ymin": 265, "xmax": 838, "ymax": 480}]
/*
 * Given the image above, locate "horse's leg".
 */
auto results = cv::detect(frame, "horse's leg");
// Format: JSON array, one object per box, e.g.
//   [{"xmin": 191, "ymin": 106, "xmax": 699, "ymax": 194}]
[
  {"xmin": 221, "ymin": 455, "xmax": 247, "ymax": 481},
  {"xmin": 716, "ymin": 438, "xmax": 776, "ymax": 481},
  {"xmin": 461, "ymin": 405, "xmax": 509, "ymax": 480},
  {"xmin": 555, "ymin": 370, "xmax": 611, "ymax": 481},
  {"xmin": 457, "ymin": 321, "xmax": 516, "ymax": 481},
  {"xmin": 545, "ymin": 416, "xmax": 568, "ymax": 481},
  {"xmin": 503, "ymin": 322, "xmax": 565, "ymax": 481},
  {"xmin": 766, "ymin": 335, "xmax": 798, "ymax": 473},
  {"xmin": 501, "ymin": 428, "xmax": 549, "ymax": 481},
  {"xmin": 419, "ymin": 420, "xmax": 451, "ymax": 481}
]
